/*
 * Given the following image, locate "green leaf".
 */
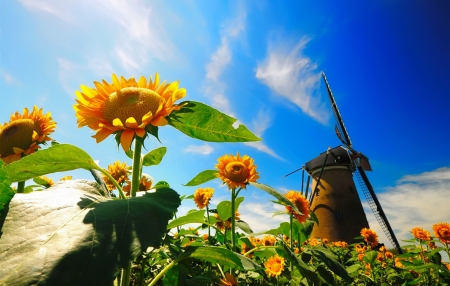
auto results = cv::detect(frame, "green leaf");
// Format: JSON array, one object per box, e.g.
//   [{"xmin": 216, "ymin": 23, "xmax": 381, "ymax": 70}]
[
  {"xmin": 145, "ymin": 125, "xmax": 160, "ymax": 143},
  {"xmin": 23, "ymin": 185, "xmax": 44, "ymax": 193},
  {"xmin": 236, "ymin": 220, "xmax": 253, "ymax": 234},
  {"xmin": 0, "ymin": 180, "xmax": 180, "ymax": 285},
  {"xmin": 33, "ymin": 177, "xmax": 51, "ymax": 187},
  {"xmin": 363, "ymin": 250, "xmax": 379, "ymax": 265},
  {"xmin": 311, "ymin": 247, "xmax": 352, "ymax": 282},
  {"xmin": 298, "ymin": 220, "xmax": 315, "ymax": 244},
  {"xmin": 125, "ymin": 150, "xmax": 133, "ymax": 159},
  {"xmin": 142, "ymin": 146, "xmax": 167, "ymax": 166},
  {"xmin": 179, "ymin": 246, "xmax": 258, "ymax": 270},
  {"xmin": 154, "ymin": 181, "xmax": 170, "ymax": 189},
  {"xmin": 0, "ymin": 166, "xmax": 14, "ymax": 217},
  {"xmin": 249, "ymin": 182, "xmax": 301, "ymax": 215},
  {"xmin": 184, "ymin": 170, "xmax": 218, "ymax": 186},
  {"xmin": 217, "ymin": 197, "xmax": 244, "ymax": 221},
  {"xmin": 5, "ymin": 144, "xmax": 101, "ymax": 183},
  {"xmin": 317, "ymin": 264, "xmax": 335, "ymax": 285},
  {"xmin": 167, "ymin": 210, "xmax": 205, "ymax": 230},
  {"xmin": 168, "ymin": 101, "xmax": 261, "ymax": 142}
]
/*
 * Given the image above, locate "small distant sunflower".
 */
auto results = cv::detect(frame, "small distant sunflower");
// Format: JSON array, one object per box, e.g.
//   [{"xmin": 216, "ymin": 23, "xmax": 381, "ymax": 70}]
[
  {"xmin": 103, "ymin": 161, "xmax": 130, "ymax": 191},
  {"xmin": 216, "ymin": 153, "xmax": 259, "ymax": 189},
  {"xmin": 285, "ymin": 191, "xmax": 310, "ymax": 223},
  {"xmin": 214, "ymin": 211, "xmax": 240, "ymax": 232},
  {"xmin": 433, "ymin": 222, "xmax": 450, "ymax": 244},
  {"xmin": 123, "ymin": 175, "xmax": 153, "ymax": 196},
  {"xmin": 262, "ymin": 235, "xmax": 276, "ymax": 246},
  {"xmin": 193, "ymin": 187, "xmax": 214, "ymax": 209},
  {"xmin": 361, "ymin": 228, "xmax": 379, "ymax": 247},
  {"xmin": 411, "ymin": 227, "xmax": 431, "ymax": 241},
  {"xmin": 73, "ymin": 73, "xmax": 186, "ymax": 151},
  {"xmin": 39, "ymin": 175, "xmax": 54, "ymax": 188},
  {"xmin": 0, "ymin": 106, "xmax": 56, "ymax": 164},
  {"xmin": 60, "ymin": 176, "xmax": 73, "ymax": 181},
  {"xmin": 218, "ymin": 273, "xmax": 237, "ymax": 286},
  {"xmin": 264, "ymin": 255, "xmax": 285, "ymax": 278}
]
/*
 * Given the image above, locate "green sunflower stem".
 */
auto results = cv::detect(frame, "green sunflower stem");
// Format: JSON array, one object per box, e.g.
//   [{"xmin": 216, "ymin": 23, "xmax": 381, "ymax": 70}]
[
  {"xmin": 131, "ymin": 138, "xmax": 143, "ymax": 197},
  {"xmin": 121, "ymin": 262, "xmax": 132, "ymax": 286},
  {"xmin": 17, "ymin": 181, "xmax": 25, "ymax": 193},
  {"xmin": 231, "ymin": 188, "xmax": 236, "ymax": 252},
  {"xmin": 206, "ymin": 205, "xmax": 211, "ymax": 238}
]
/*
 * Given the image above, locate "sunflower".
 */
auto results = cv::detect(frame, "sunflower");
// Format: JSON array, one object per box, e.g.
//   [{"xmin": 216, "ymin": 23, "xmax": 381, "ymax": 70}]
[
  {"xmin": 73, "ymin": 74, "xmax": 186, "ymax": 151},
  {"xmin": 102, "ymin": 160, "xmax": 130, "ymax": 191},
  {"xmin": 214, "ymin": 211, "xmax": 240, "ymax": 232},
  {"xmin": 216, "ymin": 153, "xmax": 259, "ymax": 189},
  {"xmin": 262, "ymin": 235, "xmax": 276, "ymax": 246},
  {"xmin": 264, "ymin": 255, "xmax": 285, "ymax": 278},
  {"xmin": 218, "ymin": 273, "xmax": 237, "ymax": 286},
  {"xmin": 60, "ymin": 176, "xmax": 73, "ymax": 181},
  {"xmin": 285, "ymin": 190, "xmax": 310, "ymax": 223},
  {"xmin": 39, "ymin": 175, "xmax": 54, "ymax": 188},
  {"xmin": 411, "ymin": 227, "xmax": 431, "ymax": 241},
  {"xmin": 361, "ymin": 228, "xmax": 379, "ymax": 247},
  {"xmin": 122, "ymin": 176, "xmax": 153, "ymax": 196},
  {"xmin": 433, "ymin": 222, "xmax": 450, "ymax": 244},
  {"xmin": 193, "ymin": 187, "xmax": 214, "ymax": 209},
  {"xmin": 0, "ymin": 106, "xmax": 56, "ymax": 164}
]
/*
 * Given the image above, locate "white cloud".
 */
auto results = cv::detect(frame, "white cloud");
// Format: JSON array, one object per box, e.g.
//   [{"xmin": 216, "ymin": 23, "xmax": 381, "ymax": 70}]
[
  {"xmin": 19, "ymin": 0, "xmax": 175, "ymax": 73},
  {"xmin": 0, "ymin": 69, "xmax": 14, "ymax": 83},
  {"xmin": 244, "ymin": 109, "xmax": 282, "ymax": 159},
  {"xmin": 239, "ymin": 201, "xmax": 286, "ymax": 233},
  {"xmin": 255, "ymin": 37, "xmax": 330, "ymax": 124},
  {"xmin": 203, "ymin": 9, "xmax": 246, "ymax": 116},
  {"xmin": 184, "ymin": 144, "xmax": 214, "ymax": 155},
  {"xmin": 363, "ymin": 167, "xmax": 450, "ymax": 248}
]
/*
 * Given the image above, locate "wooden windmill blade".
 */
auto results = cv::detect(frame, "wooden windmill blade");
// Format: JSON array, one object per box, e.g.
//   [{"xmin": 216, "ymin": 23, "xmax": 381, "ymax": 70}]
[{"xmin": 322, "ymin": 73, "xmax": 402, "ymax": 253}]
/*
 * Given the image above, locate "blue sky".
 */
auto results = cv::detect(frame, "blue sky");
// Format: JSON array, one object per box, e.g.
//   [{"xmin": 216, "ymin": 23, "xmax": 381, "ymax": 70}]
[{"xmin": 1, "ymin": 0, "xmax": 449, "ymax": 247}]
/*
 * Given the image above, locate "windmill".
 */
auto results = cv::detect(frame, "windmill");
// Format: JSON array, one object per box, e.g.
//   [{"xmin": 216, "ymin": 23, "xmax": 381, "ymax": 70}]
[{"xmin": 286, "ymin": 73, "xmax": 402, "ymax": 253}]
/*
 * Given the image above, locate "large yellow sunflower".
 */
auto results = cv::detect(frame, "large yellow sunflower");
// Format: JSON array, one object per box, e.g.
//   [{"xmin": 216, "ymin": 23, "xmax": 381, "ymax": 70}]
[
  {"xmin": 411, "ymin": 227, "xmax": 431, "ymax": 241},
  {"xmin": 0, "ymin": 106, "xmax": 56, "ymax": 164},
  {"xmin": 285, "ymin": 190, "xmax": 310, "ymax": 223},
  {"xmin": 361, "ymin": 228, "xmax": 379, "ymax": 247},
  {"xmin": 216, "ymin": 153, "xmax": 259, "ymax": 189},
  {"xmin": 433, "ymin": 222, "xmax": 450, "ymax": 244},
  {"xmin": 73, "ymin": 73, "xmax": 186, "ymax": 151}
]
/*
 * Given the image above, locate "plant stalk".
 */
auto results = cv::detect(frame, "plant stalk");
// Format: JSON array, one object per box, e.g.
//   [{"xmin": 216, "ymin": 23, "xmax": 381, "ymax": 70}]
[
  {"xmin": 17, "ymin": 181, "xmax": 25, "ymax": 193},
  {"xmin": 231, "ymin": 188, "xmax": 236, "ymax": 252},
  {"xmin": 131, "ymin": 138, "xmax": 143, "ymax": 197},
  {"xmin": 148, "ymin": 260, "xmax": 176, "ymax": 286}
]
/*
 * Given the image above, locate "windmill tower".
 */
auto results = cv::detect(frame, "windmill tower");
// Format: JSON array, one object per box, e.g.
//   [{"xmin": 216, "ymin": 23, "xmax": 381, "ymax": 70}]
[{"xmin": 302, "ymin": 73, "xmax": 402, "ymax": 252}]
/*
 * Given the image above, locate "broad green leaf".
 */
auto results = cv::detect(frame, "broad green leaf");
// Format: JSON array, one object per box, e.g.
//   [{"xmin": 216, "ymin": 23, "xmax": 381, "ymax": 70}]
[
  {"xmin": 249, "ymin": 182, "xmax": 301, "ymax": 215},
  {"xmin": 346, "ymin": 264, "xmax": 362, "ymax": 277},
  {"xmin": 311, "ymin": 247, "xmax": 352, "ymax": 282},
  {"xmin": 298, "ymin": 220, "xmax": 315, "ymax": 244},
  {"xmin": 180, "ymin": 246, "xmax": 258, "ymax": 270},
  {"xmin": 163, "ymin": 263, "xmax": 188, "ymax": 286},
  {"xmin": 167, "ymin": 210, "xmax": 205, "ymax": 230},
  {"xmin": 0, "ymin": 166, "xmax": 14, "ymax": 217},
  {"xmin": 364, "ymin": 250, "xmax": 379, "ymax": 265},
  {"xmin": 217, "ymin": 197, "xmax": 244, "ymax": 221},
  {"xmin": 23, "ymin": 185, "xmax": 44, "ymax": 193},
  {"xmin": 0, "ymin": 180, "xmax": 180, "ymax": 285},
  {"xmin": 142, "ymin": 146, "xmax": 167, "ymax": 166},
  {"xmin": 184, "ymin": 170, "xmax": 218, "ymax": 186},
  {"xmin": 154, "ymin": 181, "xmax": 170, "ymax": 189},
  {"xmin": 168, "ymin": 101, "xmax": 261, "ymax": 142},
  {"xmin": 236, "ymin": 220, "xmax": 253, "ymax": 234},
  {"xmin": 5, "ymin": 144, "xmax": 101, "ymax": 183},
  {"xmin": 33, "ymin": 177, "xmax": 51, "ymax": 187},
  {"xmin": 317, "ymin": 264, "xmax": 335, "ymax": 285}
]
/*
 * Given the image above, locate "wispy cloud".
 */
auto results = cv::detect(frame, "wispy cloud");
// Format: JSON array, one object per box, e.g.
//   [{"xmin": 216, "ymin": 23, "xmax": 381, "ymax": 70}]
[
  {"xmin": 244, "ymin": 109, "xmax": 283, "ymax": 159},
  {"xmin": 363, "ymin": 167, "xmax": 450, "ymax": 247},
  {"xmin": 239, "ymin": 201, "xmax": 286, "ymax": 233},
  {"xmin": 0, "ymin": 69, "xmax": 14, "ymax": 83},
  {"xmin": 19, "ymin": 0, "xmax": 175, "ymax": 74},
  {"xmin": 203, "ymin": 9, "xmax": 246, "ymax": 116},
  {"xmin": 184, "ymin": 144, "xmax": 214, "ymax": 155},
  {"xmin": 255, "ymin": 37, "xmax": 330, "ymax": 124}
]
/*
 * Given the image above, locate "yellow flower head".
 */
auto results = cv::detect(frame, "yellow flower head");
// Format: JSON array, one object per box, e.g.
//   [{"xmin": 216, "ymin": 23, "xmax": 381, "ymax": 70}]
[
  {"xmin": 60, "ymin": 176, "xmax": 73, "ymax": 181},
  {"xmin": 214, "ymin": 211, "xmax": 240, "ymax": 232},
  {"xmin": 193, "ymin": 187, "xmax": 214, "ymax": 209},
  {"xmin": 39, "ymin": 175, "xmax": 54, "ymax": 187},
  {"xmin": 265, "ymin": 255, "xmax": 285, "ymax": 278},
  {"xmin": 285, "ymin": 190, "xmax": 310, "ymax": 223},
  {"xmin": 263, "ymin": 235, "xmax": 276, "ymax": 246},
  {"xmin": 73, "ymin": 74, "xmax": 186, "ymax": 151},
  {"xmin": 122, "ymin": 175, "xmax": 153, "ymax": 196},
  {"xmin": 433, "ymin": 222, "xmax": 450, "ymax": 244},
  {"xmin": 216, "ymin": 152, "xmax": 259, "ymax": 189},
  {"xmin": 361, "ymin": 228, "xmax": 379, "ymax": 247},
  {"xmin": 0, "ymin": 106, "xmax": 56, "ymax": 164},
  {"xmin": 103, "ymin": 160, "xmax": 130, "ymax": 191},
  {"xmin": 411, "ymin": 227, "xmax": 431, "ymax": 241}
]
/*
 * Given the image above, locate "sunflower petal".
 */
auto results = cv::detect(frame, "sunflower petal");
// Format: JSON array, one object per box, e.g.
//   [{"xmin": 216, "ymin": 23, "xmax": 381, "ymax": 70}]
[
  {"xmin": 120, "ymin": 129, "xmax": 135, "ymax": 152},
  {"xmin": 92, "ymin": 129, "xmax": 113, "ymax": 143},
  {"xmin": 151, "ymin": 116, "xmax": 168, "ymax": 126},
  {"xmin": 112, "ymin": 118, "xmax": 124, "ymax": 128},
  {"xmin": 125, "ymin": 117, "xmax": 139, "ymax": 128},
  {"xmin": 136, "ymin": 128, "xmax": 146, "ymax": 138}
]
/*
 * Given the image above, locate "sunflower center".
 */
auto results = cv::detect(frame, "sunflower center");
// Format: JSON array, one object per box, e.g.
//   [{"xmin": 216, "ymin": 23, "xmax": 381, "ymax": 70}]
[
  {"xmin": 0, "ymin": 119, "xmax": 35, "ymax": 157},
  {"xmin": 224, "ymin": 162, "xmax": 249, "ymax": 183},
  {"xmin": 102, "ymin": 87, "xmax": 164, "ymax": 125}
]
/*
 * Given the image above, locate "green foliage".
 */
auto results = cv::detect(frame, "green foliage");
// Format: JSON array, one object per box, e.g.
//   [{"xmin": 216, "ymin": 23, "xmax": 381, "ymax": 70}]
[
  {"xmin": 142, "ymin": 146, "xmax": 167, "ymax": 166},
  {"xmin": 168, "ymin": 101, "xmax": 261, "ymax": 142},
  {"xmin": 0, "ymin": 166, "xmax": 14, "ymax": 217},
  {"xmin": 167, "ymin": 210, "xmax": 205, "ymax": 230},
  {"xmin": 5, "ymin": 144, "xmax": 101, "ymax": 183},
  {"xmin": 184, "ymin": 169, "xmax": 217, "ymax": 186},
  {"xmin": 0, "ymin": 180, "xmax": 180, "ymax": 285},
  {"xmin": 249, "ymin": 181, "xmax": 302, "ymax": 215},
  {"xmin": 217, "ymin": 197, "xmax": 244, "ymax": 221}
]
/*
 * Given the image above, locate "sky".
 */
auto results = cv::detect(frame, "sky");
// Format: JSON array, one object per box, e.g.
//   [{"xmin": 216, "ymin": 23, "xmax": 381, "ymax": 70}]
[{"xmin": 1, "ymin": 0, "xmax": 450, "ymax": 248}]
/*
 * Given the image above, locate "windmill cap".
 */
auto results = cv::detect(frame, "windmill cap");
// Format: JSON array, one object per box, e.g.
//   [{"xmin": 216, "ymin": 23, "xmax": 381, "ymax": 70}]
[{"xmin": 305, "ymin": 146, "xmax": 353, "ymax": 173}]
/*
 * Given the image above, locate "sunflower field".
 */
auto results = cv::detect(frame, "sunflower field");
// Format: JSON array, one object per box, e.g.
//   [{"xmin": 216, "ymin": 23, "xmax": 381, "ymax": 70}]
[{"xmin": 0, "ymin": 74, "xmax": 450, "ymax": 285}]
